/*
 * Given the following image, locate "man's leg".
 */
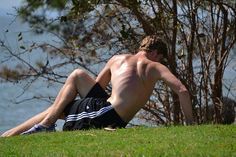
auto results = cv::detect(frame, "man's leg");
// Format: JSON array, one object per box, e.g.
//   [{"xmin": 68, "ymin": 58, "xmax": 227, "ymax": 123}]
[
  {"xmin": 38, "ymin": 69, "xmax": 96, "ymax": 127},
  {"xmin": 1, "ymin": 69, "xmax": 96, "ymax": 136},
  {"xmin": 1, "ymin": 107, "xmax": 51, "ymax": 137}
]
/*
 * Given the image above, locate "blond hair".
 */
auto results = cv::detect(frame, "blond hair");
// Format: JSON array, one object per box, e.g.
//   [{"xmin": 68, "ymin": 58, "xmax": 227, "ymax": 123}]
[{"xmin": 139, "ymin": 35, "xmax": 168, "ymax": 58}]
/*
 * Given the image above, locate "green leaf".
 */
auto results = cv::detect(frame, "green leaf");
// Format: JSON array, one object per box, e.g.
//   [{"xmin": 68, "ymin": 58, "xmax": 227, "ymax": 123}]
[
  {"xmin": 72, "ymin": 0, "xmax": 79, "ymax": 5},
  {"xmin": 60, "ymin": 16, "xmax": 67, "ymax": 22},
  {"xmin": 18, "ymin": 32, "xmax": 22, "ymax": 37},
  {"xmin": 120, "ymin": 30, "xmax": 129, "ymax": 39},
  {"xmin": 20, "ymin": 46, "xmax": 26, "ymax": 49},
  {"xmin": 18, "ymin": 36, "xmax": 23, "ymax": 41}
]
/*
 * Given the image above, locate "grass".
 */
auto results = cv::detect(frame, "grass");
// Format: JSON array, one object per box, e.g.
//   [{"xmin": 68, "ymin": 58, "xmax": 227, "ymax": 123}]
[{"xmin": 0, "ymin": 125, "xmax": 235, "ymax": 157}]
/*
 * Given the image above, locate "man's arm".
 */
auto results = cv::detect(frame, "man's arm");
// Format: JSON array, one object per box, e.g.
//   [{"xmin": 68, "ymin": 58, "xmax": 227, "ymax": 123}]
[
  {"xmin": 95, "ymin": 57, "xmax": 113, "ymax": 89},
  {"xmin": 157, "ymin": 64, "xmax": 194, "ymax": 124}
]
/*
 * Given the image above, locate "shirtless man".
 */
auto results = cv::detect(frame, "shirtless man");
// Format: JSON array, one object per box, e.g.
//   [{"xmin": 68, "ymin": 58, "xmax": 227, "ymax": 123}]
[{"xmin": 1, "ymin": 35, "xmax": 193, "ymax": 137}]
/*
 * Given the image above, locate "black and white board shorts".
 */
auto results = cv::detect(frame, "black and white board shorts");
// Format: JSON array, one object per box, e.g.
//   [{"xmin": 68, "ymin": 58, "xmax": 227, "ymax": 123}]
[{"xmin": 63, "ymin": 83, "xmax": 127, "ymax": 131}]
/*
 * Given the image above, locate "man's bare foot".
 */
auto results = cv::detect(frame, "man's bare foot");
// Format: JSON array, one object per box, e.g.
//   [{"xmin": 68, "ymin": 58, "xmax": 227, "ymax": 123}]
[{"xmin": 1, "ymin": 129, "xmax": 16, "ymax": 137}]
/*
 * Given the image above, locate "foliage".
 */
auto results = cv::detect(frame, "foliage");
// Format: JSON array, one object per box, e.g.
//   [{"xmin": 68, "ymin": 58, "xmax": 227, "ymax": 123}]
[
  {"xmin": 0, "ymin": 0, "xmax": 236, "ymax": 125},
  {"xmin": 0, "ymin": 125, "xmax": 235, "ymax": 157}
]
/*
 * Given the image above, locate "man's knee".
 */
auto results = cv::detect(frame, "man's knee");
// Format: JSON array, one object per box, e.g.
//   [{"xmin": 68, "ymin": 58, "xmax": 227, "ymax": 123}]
[
  {"xmin": 67, "ymin": 68, "xmax": 95, "ymax": 97},
  {"xmin": 69, "ymin": 69, "xmax": 88, "ymax": 82}
]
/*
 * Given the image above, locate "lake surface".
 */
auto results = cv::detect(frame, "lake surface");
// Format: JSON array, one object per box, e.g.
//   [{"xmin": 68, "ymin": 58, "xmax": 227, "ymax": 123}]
[{"xmin": 0, "ymin": 15, "xmax": 66, "ymax": 134}]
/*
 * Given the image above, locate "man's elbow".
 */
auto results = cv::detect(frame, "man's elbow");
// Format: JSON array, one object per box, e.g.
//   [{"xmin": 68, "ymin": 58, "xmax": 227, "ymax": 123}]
[{"xmin": 178, "ymin": 85, "xmax": 189, "ymax": 96}]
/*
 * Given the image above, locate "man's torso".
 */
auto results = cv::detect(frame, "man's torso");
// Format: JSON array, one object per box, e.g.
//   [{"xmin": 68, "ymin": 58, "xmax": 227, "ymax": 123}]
[{"xmin": 107, "ymin": 54, "xmax": 162, "ymax": 122}]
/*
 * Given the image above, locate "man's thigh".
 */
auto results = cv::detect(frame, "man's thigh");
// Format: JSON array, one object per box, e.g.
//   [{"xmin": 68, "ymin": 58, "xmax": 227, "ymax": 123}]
[{"xmin": 71, "ymin": 69, "xmax": 96, "ymax": 98}]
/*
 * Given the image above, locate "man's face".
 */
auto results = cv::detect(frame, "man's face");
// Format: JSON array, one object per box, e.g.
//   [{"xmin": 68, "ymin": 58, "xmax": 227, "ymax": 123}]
[
  {"xmin": 156, "ymin": 53, "xmax": 164, "ymax": 61},
  {"xmin": 151, "ymin": 50, "xmax": 163, "ymax": 62},
  {"xmin": 154, "ymin": 51, "xmax": 168, "ymax": 65}
]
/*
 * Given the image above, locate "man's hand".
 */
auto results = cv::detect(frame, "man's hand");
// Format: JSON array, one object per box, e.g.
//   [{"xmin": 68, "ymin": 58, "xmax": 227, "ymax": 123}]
[{"xmin": 185, "ymin": 119, "xmax": 195, "ymax": 125}]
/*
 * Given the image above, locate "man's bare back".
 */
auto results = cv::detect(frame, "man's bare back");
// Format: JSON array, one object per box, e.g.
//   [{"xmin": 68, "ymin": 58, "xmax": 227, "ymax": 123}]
[
  {"xmin": 108, "ymin": 54, "xmax": 159, "ymax": 122},
  {"xmin": 96, "ymin": 52, "xmax": 180, "ymax": 122}
]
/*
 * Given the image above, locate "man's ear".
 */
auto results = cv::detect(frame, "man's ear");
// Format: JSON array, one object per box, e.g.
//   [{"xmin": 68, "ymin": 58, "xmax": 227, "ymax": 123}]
[{"xmin": 150, "ymin": 50, "xmax": 158, "ymax": 58}]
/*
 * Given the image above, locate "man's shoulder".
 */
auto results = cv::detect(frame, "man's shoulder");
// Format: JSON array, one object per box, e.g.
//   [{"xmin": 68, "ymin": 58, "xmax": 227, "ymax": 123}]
[
  {"xmin": 148, "ymin": 61, "xmax": 170, "ymax": 76},
  {"xmin": 148, "ymin": 60, "xmax": 165, "ymax": 68},
  {"xmin": 113, "ymin": 53, "xmax": 132, "ymax": 58},
  {"xmin": 110, "ymin": 54, "xmax": 132, "ymax": 61}
]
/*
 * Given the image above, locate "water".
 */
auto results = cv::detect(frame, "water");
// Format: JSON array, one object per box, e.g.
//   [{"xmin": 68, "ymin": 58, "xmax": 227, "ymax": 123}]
[
  {"xmin": 0, "ymin": 82, "xmax": 67, "ymax": 134},
  {"xmin": 0, "ymin": 15, "xmax": 65, "ymax": 134}
]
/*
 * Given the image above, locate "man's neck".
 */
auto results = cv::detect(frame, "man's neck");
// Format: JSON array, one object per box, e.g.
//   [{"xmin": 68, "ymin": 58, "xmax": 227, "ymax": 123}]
[
  {"xmin": 135, "ymin": 51, "xmax": 148, "ymax": 57},
  {"xmin": 135, "ymin": 51, "xmax": 160, "ymax": 62}
]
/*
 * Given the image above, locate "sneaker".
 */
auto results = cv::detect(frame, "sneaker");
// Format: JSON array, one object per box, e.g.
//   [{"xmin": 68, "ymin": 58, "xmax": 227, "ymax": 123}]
[{"xmin": 21, "ymin": 124, "xmax": 56, "ymax": 135}]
